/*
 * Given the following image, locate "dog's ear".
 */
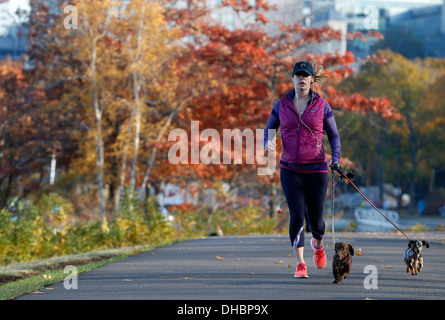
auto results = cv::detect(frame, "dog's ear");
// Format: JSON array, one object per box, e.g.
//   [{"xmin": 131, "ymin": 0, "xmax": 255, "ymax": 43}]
[
  {"xmin": 348, "ymin": 244, "xmax": 354, "ymax": 256},
  {"xmin": 408, "ymin": 240, "xmax": 414, "ymax": 247},
  {"xmin": 422, "ymin": 240, "xmax": 429, "ymax": 248}
]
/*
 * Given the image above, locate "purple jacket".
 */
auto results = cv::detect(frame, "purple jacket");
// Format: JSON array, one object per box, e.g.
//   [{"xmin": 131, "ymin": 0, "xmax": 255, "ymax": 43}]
[{"xmin": 263, "ymin": 89, "xmax": 341, "ymax": 173}]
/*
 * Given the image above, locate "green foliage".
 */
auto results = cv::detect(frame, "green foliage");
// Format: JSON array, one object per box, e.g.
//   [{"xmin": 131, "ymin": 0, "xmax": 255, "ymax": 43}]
[
  {"xmin": 0, "ymin": 200, "xmax": 47, "ymax": 264},
  {"xmin": 0, "ymin": 190, "xmax": 276, "ymax": 266},
  {"xmin": 0, "ymin": 192, "xmax": 176, "ymax": 266},
  {"xmin": 214, "ymin": 204, "xmax": 275, "ymax": 236},
  {"xmin": 112, "ymin": 188, "xmax": 174, "ymax": 246},
  {"xmin": 169, "ymin": 206, "xmax": 207, "ymax": 238},
  {"xmin": 405, "ymin": 223, "xmax": 431, "ymax": 232},
  {"xmin": 337, "ymin": 50, "xmax": 445, "ymax": 210}
]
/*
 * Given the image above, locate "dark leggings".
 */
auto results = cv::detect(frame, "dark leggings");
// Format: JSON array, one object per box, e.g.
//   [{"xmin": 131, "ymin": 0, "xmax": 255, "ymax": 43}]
[{"xmin": 280, "ymin": 168, "xmax": 328, "ymax": 248}]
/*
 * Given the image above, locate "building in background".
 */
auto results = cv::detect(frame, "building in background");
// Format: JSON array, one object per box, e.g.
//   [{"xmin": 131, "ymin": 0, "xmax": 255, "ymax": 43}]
[
  {"xmin": 312, "ymin": 5, "xmax": 347, "ymax": 54},
  {"xmin": 0, "ymin": 0, "xmax": 28, "ymax": 60},
  {"xmin": 389, "ymin": 2, "xmax": 445, "ymax": 57},
  {"xmin": 331, "ymin": 0, "xmax": 445, "ymax": 58},
  {"xmin": 209, "ymin": 0, "xmax": 345, "ymax": 54},
  {"xmin": 208, "ymin": 0, "xmax": 305, "ymax": 34},
  {"xmin": 209, "ymin": 0, "xmax": 445, "ymax": 58}
]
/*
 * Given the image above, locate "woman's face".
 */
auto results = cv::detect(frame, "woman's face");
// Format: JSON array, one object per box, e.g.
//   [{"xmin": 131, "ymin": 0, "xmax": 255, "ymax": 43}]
[{"xmin": 292, "ymin": 71, "xmax": 313, "ymax": 93}]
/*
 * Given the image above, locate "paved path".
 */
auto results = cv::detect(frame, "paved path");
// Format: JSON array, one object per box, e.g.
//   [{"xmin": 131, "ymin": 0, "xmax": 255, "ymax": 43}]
[{"xmin": 17, "ymin": 232, "xmax": 445, "ymax": 301}]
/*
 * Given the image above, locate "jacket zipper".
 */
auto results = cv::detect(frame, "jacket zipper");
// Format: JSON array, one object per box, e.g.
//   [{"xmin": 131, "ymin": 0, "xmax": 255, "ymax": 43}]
[{"xmin": 296, "ymin": 113, "xmax": 302, "ymax": 162}]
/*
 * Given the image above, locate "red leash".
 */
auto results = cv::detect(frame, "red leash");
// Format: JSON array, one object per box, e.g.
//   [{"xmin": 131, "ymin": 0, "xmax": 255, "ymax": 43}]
[{"xmin": 332, "ymin": 167, "xmax": 410, "ymax": 241}]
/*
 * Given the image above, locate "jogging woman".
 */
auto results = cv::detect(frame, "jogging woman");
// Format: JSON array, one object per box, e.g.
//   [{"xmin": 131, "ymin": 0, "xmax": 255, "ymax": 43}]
[{"xmin": 263, "ymin": 60, "xmax": 341, "ymax": 278}]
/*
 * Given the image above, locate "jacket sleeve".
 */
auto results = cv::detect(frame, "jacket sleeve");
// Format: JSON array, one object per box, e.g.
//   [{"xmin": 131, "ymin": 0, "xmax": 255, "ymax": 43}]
[
  {"xmin": 262, "ymin": 100, "xmax": 281, "ymax": 149},
  {"xmin": 323, "ymin": 101, "xmax": 341, "ymax": 163}
]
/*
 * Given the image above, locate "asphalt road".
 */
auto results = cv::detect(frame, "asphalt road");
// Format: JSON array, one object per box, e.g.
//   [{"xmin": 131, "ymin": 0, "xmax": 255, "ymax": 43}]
[{"xmin": 17, "ymin": 232, "xmax": 445, "ymax": 301}]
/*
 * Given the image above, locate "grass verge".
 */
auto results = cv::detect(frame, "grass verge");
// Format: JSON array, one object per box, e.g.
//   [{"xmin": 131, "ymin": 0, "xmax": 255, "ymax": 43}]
[{"xmin": 0, "ymin": 240, "xmax": 180, "ymax": 300}]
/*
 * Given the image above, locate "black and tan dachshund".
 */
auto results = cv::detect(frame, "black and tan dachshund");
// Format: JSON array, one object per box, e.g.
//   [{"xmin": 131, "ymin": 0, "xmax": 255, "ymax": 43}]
[{"xmin": 404, "ymin": 240, "xmax": 429, "ymax": 275}]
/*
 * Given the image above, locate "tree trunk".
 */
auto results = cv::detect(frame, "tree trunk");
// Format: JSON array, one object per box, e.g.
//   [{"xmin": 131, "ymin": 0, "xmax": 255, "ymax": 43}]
[
  {"xmin": 130, "ymin": 70, "xmax": 141, "ymax": 191},
  {"xmin": 91, "ymin": 37, "xmax": 106, "ymax": 223},
  {"xmin": 129, "ymin": 0, "xmax": 146, "ymax": 193}
]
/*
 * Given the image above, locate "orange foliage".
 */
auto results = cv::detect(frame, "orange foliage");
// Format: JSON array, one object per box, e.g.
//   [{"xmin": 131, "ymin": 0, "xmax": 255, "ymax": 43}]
[{"xmin": 161, "ymin": 0, "xmax": 399, "ymax": 186}]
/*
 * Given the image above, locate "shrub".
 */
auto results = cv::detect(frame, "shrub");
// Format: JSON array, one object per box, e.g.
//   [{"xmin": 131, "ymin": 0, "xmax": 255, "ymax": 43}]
[
  {"xmin": 0, "ymin": 191, "xmax": 277, "ymax": 266},
  {"xmin": 0, "ymin": 192, "xmax": 175, "ymax": 266},
  {"xmin": 0, "ymin": 199, "xmax": 50, "ymax": 264},
  {"xmin": 216, "ymin": 204, "xmax": 275, "ymax": 236}
]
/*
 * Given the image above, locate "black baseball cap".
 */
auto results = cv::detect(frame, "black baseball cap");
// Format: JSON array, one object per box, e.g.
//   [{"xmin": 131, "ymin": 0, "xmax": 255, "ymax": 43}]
[{"xmin": 292, "ymin": 61, "xmax": 313, "ymax": 76}]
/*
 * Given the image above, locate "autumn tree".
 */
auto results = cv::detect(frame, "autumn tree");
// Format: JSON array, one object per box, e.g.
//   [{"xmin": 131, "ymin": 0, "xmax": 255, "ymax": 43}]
[
  {"xmin": 418, "ymin": 65, "xmax": 445, "ymax": 195},
  {"xmin": 5, "ymin": 0, "xmax": 408, "ymax": 232},
  {"xmin": 161, "ymin": 0, "xmax": 399, "ymax": 224},
  {"xmin": 338, "ymin": 50, "xmax": 445, "ymax": 214},
  {"xmin": 17, "ymin": 0, "xmax": 181, "ymax": 222},
  {"xmin": 0, "ymin": 51, "xmax": 82, "ymax": 209},
  {"xmin": 16, "ymin": 0, "xmax": 113, "ymax": 222},
  {"xmin": 0, "ymin": 58, "xmax": 33, "ymax": 207}
]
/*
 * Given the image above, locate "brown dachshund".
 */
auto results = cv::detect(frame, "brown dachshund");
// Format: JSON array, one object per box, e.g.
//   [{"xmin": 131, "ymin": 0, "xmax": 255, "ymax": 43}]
[{"xmin": 332, "ymin": 242, "xmax": 354, "ymax": 283}]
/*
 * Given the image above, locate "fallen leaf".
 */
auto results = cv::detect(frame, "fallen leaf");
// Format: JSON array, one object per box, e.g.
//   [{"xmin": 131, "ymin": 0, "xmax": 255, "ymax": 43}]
[
  {"xmin": 375, "ymin": 259, "xmax": 384, "ymax": 262},
  {"xmin": 356, "ymin": 248, "xmax": 362, "ymax": 252},
  {"xmin": 43, "ymin": 274, "xmax": 53, "ymax": 280},
  {"xmin": 122, "ymin": 279, "xmax": 132, "ymax": 282},
  {"xmin": 356, "ymin": 252, "xmax": 362, "ymax": 256},
  {"xmin": 216, "ymin": 256, "xmax": 225, "ymax": 260},
  {"xmin": 385, "ymin": 266, "xmax": 393, "ymax": 268},
  {"xmin": 326, "ymin": 245, "xmax": 332, "ymax": 248},
  {"xmin": 286, "ymin": 254, "xmax": 292, "ymax": 257},
  {"xmin": 178, "ymin": 277, "xmax": 194, "ymax": 280},
  {"xmin": 285, "ymin": 265, "xmax": 291, "ymax": 269},
  {"xmin": 275, "ymin": 260, "xmax": 283, "ymax": 264}
]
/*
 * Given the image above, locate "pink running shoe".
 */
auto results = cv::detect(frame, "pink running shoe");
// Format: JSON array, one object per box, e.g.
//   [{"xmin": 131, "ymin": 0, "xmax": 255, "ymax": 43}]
[
  {"xmin": 311, "ymin": 238, "xmax": 327, "ymax": 269},
  {"xmin": 294, "ymin": 263, "xmax": 308, "ymax": 278}
]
